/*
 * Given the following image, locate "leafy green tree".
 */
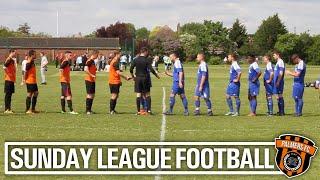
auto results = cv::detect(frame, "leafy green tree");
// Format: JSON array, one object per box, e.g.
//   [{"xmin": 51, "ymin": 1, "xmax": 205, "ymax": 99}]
[
  {"xmin": 179, "ymin": 33, "xmax": 201, "ymax": 60},
  {"xmin": 254, "ymin": 14, "xmax": 287, "ymax": 54},
  {"xmin": 136, "ymin": 27, "xmax": 150, "ymax": 40},
  {"xmin": 307, "ymin": 35, "xmax": 320, "ymax": 65},
  {"xmin": 229, "ymin": 19, "xmax": 248, "ymax": 51}
]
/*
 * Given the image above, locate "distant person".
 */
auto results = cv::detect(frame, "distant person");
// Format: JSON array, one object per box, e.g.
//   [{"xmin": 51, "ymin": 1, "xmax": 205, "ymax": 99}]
[
  {"xmin": 76, "ymin": 55, "xmax": 83, "ymax": 71},
  {"xmin": 84, "ymin": 50, "xmax": 99, "ymax": 115},
  {"xmin": 24, "ymin": 50, "xmax": 39, "ymax": 114},
  {"xmin": 108, "ymin": 51, "xmax": 131, "ymax": 114},
  {"xmin": 20, "ymin": 54, "xmax": 28, "ymax": 86},
  {"xmin": 59, "ymin": 51, "xmax": 78, "ymax": 115},
  {"xmin": 40, "ymin": 52, "xmax": 48, "ymax": 85},
  {"xmin": 286, "ymin": 54, "xmax": 306, "ymax": 117},
  {"xmin": 82, "ymin": 52, "xmax": 88, "ymax": 71},
  {"xmin": 3, "ymin": 49, "xmax": 17, "ymax": 114},
  {"xmin": 55, "ymin": 53, "xmax": 63, "ymax": 69},
  {"xmin": 120, "ymin": 54, "xmax": 128, "ymax": 71},
  {"xmin": 152, "ymin": 56, "xmax": 159, "ymax": 73},
  {"xmin": 163, "ymin": 55, "xmax": 171, "ymax": 71}
]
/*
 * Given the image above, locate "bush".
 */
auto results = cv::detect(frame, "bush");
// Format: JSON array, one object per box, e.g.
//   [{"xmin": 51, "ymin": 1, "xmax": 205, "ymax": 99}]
[{"xmin": 207, "ymin": 56, "xmax": 222, "ymax": 65}]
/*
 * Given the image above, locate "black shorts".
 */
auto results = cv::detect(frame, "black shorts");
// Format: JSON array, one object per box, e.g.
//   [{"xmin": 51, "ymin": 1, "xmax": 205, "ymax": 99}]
[
  {"xmin": 109, "ymin": 84, "xmax": 121, "ymax": 94},
  {"xmin": 61, "ymin": 82, "xmax": 72, "ymax": 97},
  {"xmin": 85, "ymin": 80, "xmax": 95, "ymax": 94},
  {"xmin": 4, "ymin": 81, "xmax": 15, "ymax": 94},
  {"xmin": 134, "ymin": 76, "xmax": 150, "ymax": 93},
  {"xmin": 26, "ymin": 83, "xmax": 38, "ymax": 93}
]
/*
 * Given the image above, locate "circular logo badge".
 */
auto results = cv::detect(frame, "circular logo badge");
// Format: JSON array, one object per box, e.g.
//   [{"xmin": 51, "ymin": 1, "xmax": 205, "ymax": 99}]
[{"xmin": 283, "ymin": 152, "xmax": 302, "ymax": 171}]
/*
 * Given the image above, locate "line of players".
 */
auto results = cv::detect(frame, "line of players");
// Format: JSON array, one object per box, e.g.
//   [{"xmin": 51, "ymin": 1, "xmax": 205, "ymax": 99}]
[{"xmin": 3, "ymin": 48, "xmax": 306, "ymax": 116}]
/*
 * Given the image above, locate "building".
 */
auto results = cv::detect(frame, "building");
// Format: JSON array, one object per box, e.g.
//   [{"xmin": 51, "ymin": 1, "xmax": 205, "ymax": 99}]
[{"xmin": 0, "ymin": 37, "xmax": 120, "ymax": 62}]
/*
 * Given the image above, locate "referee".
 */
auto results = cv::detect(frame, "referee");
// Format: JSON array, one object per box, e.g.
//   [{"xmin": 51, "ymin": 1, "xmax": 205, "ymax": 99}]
[{"xmin": 130, "ymin": 47, "xmax": 160, "ymax": 115}]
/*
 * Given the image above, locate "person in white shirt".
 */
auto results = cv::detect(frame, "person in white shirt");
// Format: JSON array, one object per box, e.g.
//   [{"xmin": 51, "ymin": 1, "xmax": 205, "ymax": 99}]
[
  {"xmin": 21, "ymin": 54, "xmax": 28, "ymax": 86},
  {"xmin": 40, "ymin": 52, "xmax": 48, "ymax": 85},
  {"xmin": 120, "ymin": 55, "xmax": 128, "ymax": 71}
]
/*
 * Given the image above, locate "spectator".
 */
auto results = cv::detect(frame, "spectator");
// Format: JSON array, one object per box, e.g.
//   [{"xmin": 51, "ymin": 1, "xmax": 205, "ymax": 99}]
[
  {"xmin": 163, "ymin": 55, "xmax": 171, "ymax": 71},
  {"xmin": 75, "ymin": 55, "xmax": 83, "ymax": 71},
  {"xmin": 40, "ymin": 52, "xmax": 48, "ymax": 85},
  {"xmin": 152, "ymin": 56, "xmax": 159, "ymax": 73},
  {"xmin": 120, "ymin": 54, "xmax": 128, "ymax": 71},
  {"xmin": 81, "ymin": 52, "xmax": 88, "ymax": 71}
]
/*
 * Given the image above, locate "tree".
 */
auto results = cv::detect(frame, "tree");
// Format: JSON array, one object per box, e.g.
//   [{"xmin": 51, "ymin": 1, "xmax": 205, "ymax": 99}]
[
  {"xmin": 179, "ymin": 33, "xmax": 201, "ymax": 60},
  {"xmin": 149, "ymin": 26, "xmax": 180, "ymax": 55},
  {"xmin": 17, "ymin": 23, "xmax": 31, "ymax": 35},
  {"xmin": 136, "ymin": 27, "xmax": 150, "ymax": 40},
  {"xmin": 275, "ymin": 33, "xmax": 313, "ymax": 63},
  {"xmin": 95, "ymin": 22, "xmax": 133, "ymax": 50},
  {"xmin": 229, "ymin": 19, "xmax": 248, "ymax": 51},
  {"xmin": 306, "ymin": 35, "xmax": 320, "ymax": 65},
  {"xmin": 254, "ymin": 14, "xmax": 288, "ymax": 54}
]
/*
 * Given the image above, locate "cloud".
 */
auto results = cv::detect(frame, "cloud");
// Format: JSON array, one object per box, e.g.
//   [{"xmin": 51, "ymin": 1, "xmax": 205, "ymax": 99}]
[{"xmin": 1, "ymin": 0, "xmax": 319, "ymax": 36}]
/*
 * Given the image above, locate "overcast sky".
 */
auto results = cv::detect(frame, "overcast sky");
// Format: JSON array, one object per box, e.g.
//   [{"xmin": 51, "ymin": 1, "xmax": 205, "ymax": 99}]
[{"xmin": 1, "ymin": 0, "xmax": 320, "ymax": 36}]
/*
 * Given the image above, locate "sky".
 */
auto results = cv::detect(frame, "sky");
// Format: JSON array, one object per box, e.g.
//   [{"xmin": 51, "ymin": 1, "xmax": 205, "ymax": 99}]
[{"xmin": 1, "ymin": 0, "xmax": 320, "ymax": 36}]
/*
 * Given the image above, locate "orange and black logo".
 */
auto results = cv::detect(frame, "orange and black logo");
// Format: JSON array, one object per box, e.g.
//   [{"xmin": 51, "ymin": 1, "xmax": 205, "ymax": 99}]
[{"xmin": 275, "ymin": 134, "xmax": 318, "ymax": 178}]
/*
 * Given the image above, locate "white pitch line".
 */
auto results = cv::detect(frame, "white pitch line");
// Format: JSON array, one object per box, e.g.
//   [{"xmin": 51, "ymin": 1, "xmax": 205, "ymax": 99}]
[{"xmin": 155, "ymin": 87, "xmax": 167, "ymax": 180}]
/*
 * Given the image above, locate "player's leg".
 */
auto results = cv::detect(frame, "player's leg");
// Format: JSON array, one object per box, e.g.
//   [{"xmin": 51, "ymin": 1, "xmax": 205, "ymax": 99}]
[
  {"xmin": 277, "ymin": 94, "xmax": 285, "ymax": 116},
  {"xmin": 4, "ymin": 81, "xmax": 14, "ymax": 113},
  {"xmin": 194, "ymin": 96, "xmax": 201, "ymax": 115},
  {"xmin": 136, "ymin": 93, "xmax": 142, "ymax": 114},
  {"xmin": 60, "ymin": 83, "xmax": 66, "ymax": 113},
  {"xmin": 26, "ymin": 84, "xmax": 32, "ymax": 113},
  {"xmin": 85, "ymin": 81, "xmax": 95, "ymax": 114},
  {"xmin": 165, "ymin": 92, "xmax": 176, "ymax": 115},
  {"xmin": 180, "ymin": 93, "xmax": 189, "ymax": 115},
  {"xmin": 266, "ymin": 94, "xmax": 273, "ymax": 115},
  {"xmin": 65, "ymin": 83, "xmax": 76, "ymax": 114},
  {"xmin": 225, "ymin": 83, "xmax": 234, "ymax": 115},
  {"xmin": 202, "ymin": 87, "xmax": 213, "ymax": 116},
  {"xmin": 31, "ymin": 90, "xmax": 39, "ymax": 112},
  {"xmin": 110, "ymin": 93, "xmax": 118, "ymax": 114}
]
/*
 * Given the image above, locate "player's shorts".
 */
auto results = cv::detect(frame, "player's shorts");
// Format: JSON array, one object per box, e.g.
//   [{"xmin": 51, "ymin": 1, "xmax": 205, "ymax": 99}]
[
  {"xmin": 134, "ymin": 76, "xmax": 149, "ymax": 93},
  {"xmin": 292, "ymin": 83, "xmax": 304, "ymax": 99},
  {"xmin": 61, "ymin": 82, "xmax": 72, "ymax": 97},
  {"xmin": 85, "ymin": 80, "xmax": 96, "ymax": 94},
  {"xmin": 273, "ymin": 81, "xmax": 284, "ymax": 94},
  {"xmin": 194, "ymin": 84, "xmax": 210, "ymax": 98},
  {"xmin": 109, "ymin": 83, "xmax": 121, "ymax": 94},
  {"xmin": 226, "ymin": 82, "xmax": 240, "ymax": 97},
  {"xmin": 4, "ymin": 80, "xmax": 15, "ymax": 94},
  {"xmin": 26, "ymin": 83, "xmax": 38, "ymax": 93},
  {"xmin": 264, "ymin": 81, "xmax": 274, "ymax": 96},
  {"xmin": 172, "ymin": 82, "xmax": 185, "ymax": 95},
  {"xmin": 248, "ymin": 82, "xmax": 260, "ymax": 96}
]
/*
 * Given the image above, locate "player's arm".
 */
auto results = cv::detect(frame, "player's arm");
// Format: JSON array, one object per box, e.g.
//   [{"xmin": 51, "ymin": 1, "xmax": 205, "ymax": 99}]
[
  {"xmin": 59, "ymin": 61, "xmax": 68, "ymax": 73},
  {"xmin": 178, "ymin": 71, "xmax": 184, "ymax": 88},
  {"xmin": 148, "ymin": 62, "xmax": 160, "ymax": 79},
  {"xmin": 286, "ymin": 70, "xmax": 300, "ymax": 77},
  {"xmin": 252, "ymin": 70, "xmax": 262, "ymax": 83},
  {"xmin": 84, "ymin": 60, "xmax": 95, "ymax": 78},
  {"xmin": 164, "ymin": 70, "xmax": 173, "ymax": 77},
  {"xmin": 3, "ymin": 56, "xmax": 13, "ymax": 68},
  {"xmin": 267, "ymin": 71, "xmax": 274, "ymax": 84},
  {"xmin": 129, "ymin": 60, "xmax": 136, "ymax": 78},
  {"xmin": 233, "ymin": 72, "xmax": 242, "ymax": 83},
  {"xmin": 199, "ymin": 74, "xmax": 206, "ymax": 91}
]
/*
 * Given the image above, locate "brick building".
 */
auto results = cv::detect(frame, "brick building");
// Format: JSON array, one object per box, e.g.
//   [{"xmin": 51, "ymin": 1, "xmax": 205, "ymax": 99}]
[{"xmin": 0, "ymin": 37, "xmax": 120, "ymax": 62}]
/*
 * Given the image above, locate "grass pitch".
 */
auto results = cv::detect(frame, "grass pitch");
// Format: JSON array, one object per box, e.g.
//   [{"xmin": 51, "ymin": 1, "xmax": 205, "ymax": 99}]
[{"xmin": 0, "ymin": 63, "xmax": 319, "ymax": 180}]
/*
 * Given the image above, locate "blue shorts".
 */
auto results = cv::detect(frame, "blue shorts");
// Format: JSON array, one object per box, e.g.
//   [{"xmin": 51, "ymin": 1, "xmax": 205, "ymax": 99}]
[
  {"xmin": 248, "ymin": 82, "xmax": 260, "ymax": 96},
  {"xmin": 292, "ymin": 83, "xmax": 304, "ymax": 99},
  {"xmin": 172, "ymin": 82, "xmax": 185, "ymax": 95},
  {"xmin": 264, "ymin": 82, "xmax": 274, "ymax": 96},
  {"xmin": 273, "ymin": 81, "xmax": 284, "ymax": 94},
  {"xmin": 226, "ymin": 82, "xmax": 240, "ymax": 97},
  {"xmin": 195, "ymin": 85, "xmax": 210, "ymax": 98}
]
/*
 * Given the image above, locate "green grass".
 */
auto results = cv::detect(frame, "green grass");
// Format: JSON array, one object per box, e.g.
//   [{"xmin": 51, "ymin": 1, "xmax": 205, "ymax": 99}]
[{"xmin": 0, "ymin": 64, "xmax": 319, "ymax": 180}]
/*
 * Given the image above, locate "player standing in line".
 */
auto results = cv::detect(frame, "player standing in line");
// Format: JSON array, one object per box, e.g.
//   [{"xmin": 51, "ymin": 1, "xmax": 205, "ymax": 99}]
[
  {"xmin": 272, "ymin": 51, "xmax": 285, "ymax": 116},
  {"xmin": 164, "ymin": 52, "xmax": 189, "ymax": 116},
  {"xmin": 225, "ymin": 53, "xmax": 242, "ymax": 117},
  {"xmin": 263, "ymin": 55, "xmax": 274, "ymax": 116},
  {"xmin": 194, "ymin": 53, "xmax": 213, "ymax": 116},
  {"xmin": 247, "ymin": 55, "xmax": 262, "ymax": 116},
  {"xmin": 286, "ymin": 54, "xmax": 306, "ymax": 117},
  {"xmin": 24, "ymin": 50, "xmax": 39, "ymax": 114},
  {"xmin": 3, "ymin": 49, "xmax": 17, "ymax": 114},
  {"xmin": 130, "ymin": 47, "xmax": 160, "ymax": 115},
  {"xmin": 84, "ymin": 50, "xmax": 99, "ymax": 115},
  {"xmin": 108, "ymin": 51, "xmax": 131, "ymax": 114},
  {"xmin": 59, "ymin": 51, "xmax": 78, "ymax": 115}
]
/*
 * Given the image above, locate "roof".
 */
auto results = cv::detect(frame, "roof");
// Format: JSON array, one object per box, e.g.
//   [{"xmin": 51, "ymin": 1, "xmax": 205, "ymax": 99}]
[{"xmin": 0, "ymin": 37, "xmax": 120, "ymax": 49}]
